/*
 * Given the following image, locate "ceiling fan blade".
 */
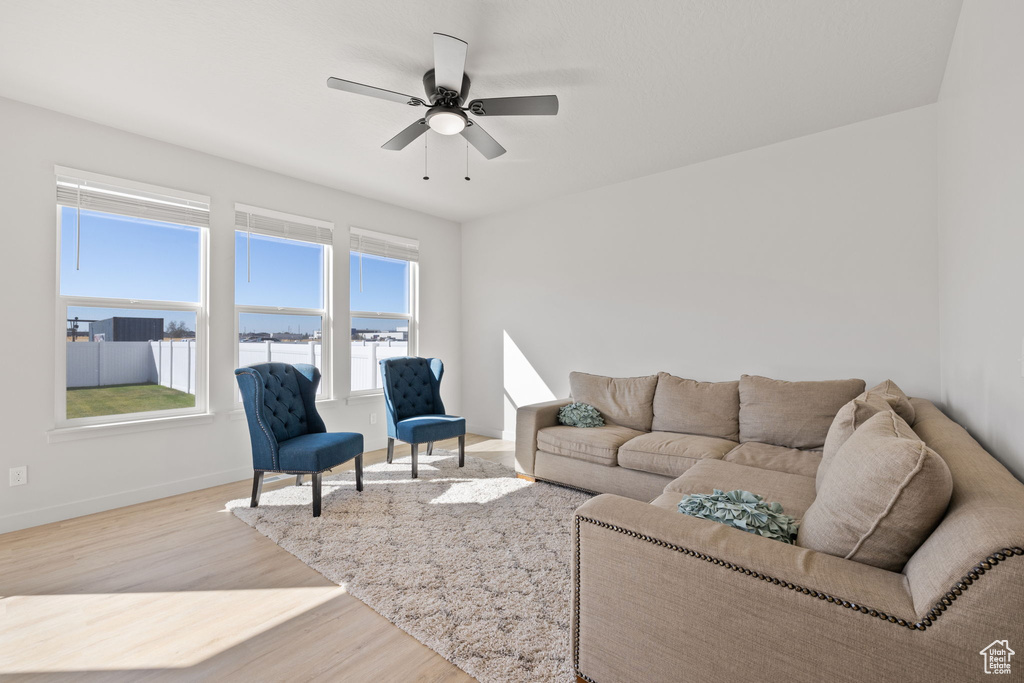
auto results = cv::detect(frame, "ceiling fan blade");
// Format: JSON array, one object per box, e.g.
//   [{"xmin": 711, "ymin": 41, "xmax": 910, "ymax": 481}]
[
  {"xmin": 433, "ymin": 33, "xmax": 468, "ymax": 92},
  {"xmin": 468, "ymin": 95, "xmax": 559, "ymax": 116},
  {"xmin": 460, "ymin": 121, "xmax": 506, "ymax": 160},
  {"xmin": 382, "ymin": 119, "xmax": 428, "ymax": 151},
  {"xmin": 327, "ymin": 77, "xmax": 425, "ymax": 106}
]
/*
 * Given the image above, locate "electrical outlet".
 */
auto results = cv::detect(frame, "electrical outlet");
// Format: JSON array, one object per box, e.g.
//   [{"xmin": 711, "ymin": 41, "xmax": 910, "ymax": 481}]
[
  {"xmin": 9, "ymin": 466, "xmax": 27, "ymax": 487},
  {"xmin": 370, "ymin": 412, "xmax": 378, "ymax": 425}
]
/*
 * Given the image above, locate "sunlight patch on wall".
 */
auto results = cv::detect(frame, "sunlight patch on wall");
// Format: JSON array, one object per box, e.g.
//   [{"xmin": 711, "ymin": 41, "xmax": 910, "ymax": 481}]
[{"xmin": 503, "ymin": 330, "xmax": 555, "ymax": 435}]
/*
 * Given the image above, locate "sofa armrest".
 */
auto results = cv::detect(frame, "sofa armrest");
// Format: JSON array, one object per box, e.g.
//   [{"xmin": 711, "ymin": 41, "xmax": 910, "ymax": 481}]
[
  {"xmin": 572, "ymin": 494, "xmax": 922, "ymax": 682},
  {"xmin": 514, "ymin": 398, "xmax": 572, "ymax": 476}
]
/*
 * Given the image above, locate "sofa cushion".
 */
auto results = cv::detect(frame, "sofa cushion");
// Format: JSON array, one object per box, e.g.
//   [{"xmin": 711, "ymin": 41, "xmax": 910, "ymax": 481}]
[
  {"xmin": 660, "ymin": 459, "xmax": 817, "ymax": 519},
  {"xmin": 797, "ymin": 411, "xmax": 953, "ymax": 572},
  {"xmin": 618, "ymin": 431, "xmax": 737, "ymax": 478},
  {"xmin": 817, "ymin": 381, "xmax": 917, "ymax": 490},
  {"xmin": 722, "ymin": 442, "xmax": 822, "ymax": 479},
  {"xmin": 536, "ymin": 424, "xmax": 645, "ymax": 467},
  {"xmin": 738, "ymin": 374, "xmax": 865, "ymax": 449},
  {"xmin": 864, "ymin": 379, "xmax": 916, "ymax": 425},
  {"xmin": 817, "ymin": 394, "xmax": 891, "ymax": 490},
  {"xmin": 651, "ymin": 373, "xmax": 740, "ymax": 441},
  {"xmin": 569, "ymin": 371, "xmax": 658, "ymax": 432}
]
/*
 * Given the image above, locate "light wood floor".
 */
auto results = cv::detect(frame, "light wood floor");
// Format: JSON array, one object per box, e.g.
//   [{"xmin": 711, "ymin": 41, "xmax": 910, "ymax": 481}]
[{"xmin": 0, "ymin": 435, "xmax": 515, "ymax": 682}]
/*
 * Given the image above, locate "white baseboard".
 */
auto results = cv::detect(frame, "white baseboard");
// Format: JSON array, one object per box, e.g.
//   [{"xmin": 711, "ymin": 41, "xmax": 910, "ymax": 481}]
[
  {"xmin": 363, "ymin": 435, "xmax": 390, "ymax": 453},
  {"xmin": 466, "ymin": 423, "xmax": 507, "ymax": 440},
  {"xmin": 0, "ymin": 465, "xmax": 253, "ymax": 535}
]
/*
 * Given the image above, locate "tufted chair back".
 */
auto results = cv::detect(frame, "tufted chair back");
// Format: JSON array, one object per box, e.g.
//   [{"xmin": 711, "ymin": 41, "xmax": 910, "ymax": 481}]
[
  {"xmin": 380, "ymin": 357, "xmax": 446, "ymax": 436},
  {"xmin": 235, "ymin": 363, "xmax": 327, "ymax": 471}
]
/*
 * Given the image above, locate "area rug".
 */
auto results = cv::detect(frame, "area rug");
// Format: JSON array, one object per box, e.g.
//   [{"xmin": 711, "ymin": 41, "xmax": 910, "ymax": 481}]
[{"xmin": 227, "ymin": 451, "xmax": 593, "ymax": 683}]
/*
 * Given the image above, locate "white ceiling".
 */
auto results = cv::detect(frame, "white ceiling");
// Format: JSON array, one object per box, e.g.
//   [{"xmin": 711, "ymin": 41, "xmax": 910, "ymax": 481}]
[{"xmin": 0, "ymin": 0, "xmax": 962, "ymax": 222}]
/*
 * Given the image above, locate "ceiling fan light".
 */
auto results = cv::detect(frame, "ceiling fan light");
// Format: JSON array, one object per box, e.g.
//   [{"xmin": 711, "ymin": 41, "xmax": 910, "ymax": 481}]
[{"xmin": 426, "ymin": 109, "xmax": 466, "ymax": 135}]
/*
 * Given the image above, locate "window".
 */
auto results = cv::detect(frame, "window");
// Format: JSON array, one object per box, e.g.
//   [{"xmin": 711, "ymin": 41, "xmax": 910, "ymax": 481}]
[
  {"xmin": 55, "ymin": 167, "xmax": 209, "ymax": 425},
  {"xmin": 235, "ymin": 204, "xmax": 332, "ymax": 398},
  {"xmin": 350, "ymin": 227, "xmax": 418, "ymax": 394}
]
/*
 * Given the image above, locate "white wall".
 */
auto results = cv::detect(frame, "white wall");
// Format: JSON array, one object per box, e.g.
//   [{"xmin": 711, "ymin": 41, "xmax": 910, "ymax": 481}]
[
  {"xmin": 0, "ymin": 96, "xmax": 461, "ymax": 533},
  {"xmin": 937, "ymin": 0, "xmax": 1024, "ymax": 481},
  {"xmin": 462, "ymin": 106, "xmax": 940, "ymax": 439}
]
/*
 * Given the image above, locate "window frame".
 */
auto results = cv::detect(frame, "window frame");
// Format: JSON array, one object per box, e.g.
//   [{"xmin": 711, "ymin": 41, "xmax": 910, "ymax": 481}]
[
  {"xmin": 233, "ymin": 205, "xmax": 334, "ymax": 405},
  {"xmin": 349, "ymin": 235, "xmax": 419, "ymax": 398},
  {"xmin": 53, "ymin": 168, "xmax": 210, "ymax": 428}
]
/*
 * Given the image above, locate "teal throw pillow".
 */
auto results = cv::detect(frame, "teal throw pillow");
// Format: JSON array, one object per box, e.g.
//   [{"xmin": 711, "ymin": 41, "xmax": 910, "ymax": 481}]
[
  {"xmin": 678, "ymin": 489, "xmax": 799, "ymax": 544},
  {"xmin": 558, "ymin": 402, "xmax": 605, "ymax": 428}
]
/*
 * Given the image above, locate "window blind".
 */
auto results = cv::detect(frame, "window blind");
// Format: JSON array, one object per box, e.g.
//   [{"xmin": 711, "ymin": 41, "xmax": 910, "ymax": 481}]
[
  {"xmin": 56, "ymin": 174, "xmax": 209, "ymax": 228},
  {"xmin": 234, "ymin": 205, "xmax": 333, "ymax": 245},
  {"xmin": 349, "ymin": 227, "xmax": 419, "ymax": 263}
]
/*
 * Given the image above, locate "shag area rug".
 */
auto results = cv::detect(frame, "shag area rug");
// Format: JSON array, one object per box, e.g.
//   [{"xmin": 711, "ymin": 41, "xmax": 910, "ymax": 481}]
[{"xmin": 227, "ymin": 451, "xmax": 592, "ymax": 682}]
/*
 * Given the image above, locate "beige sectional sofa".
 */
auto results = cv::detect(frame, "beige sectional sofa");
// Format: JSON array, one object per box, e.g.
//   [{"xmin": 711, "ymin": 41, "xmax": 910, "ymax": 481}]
[
  {"xmin": 516, "ymin": 372, "xmax": 854, "ymax": 498},
  {"xmin": 515, "ymin": 372, "xmax": 1024, "ymax": 683}
]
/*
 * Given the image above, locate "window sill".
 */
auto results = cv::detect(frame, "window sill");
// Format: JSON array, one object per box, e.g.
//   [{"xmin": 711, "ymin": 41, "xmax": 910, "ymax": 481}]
[
  {"xmin": 47, "ymin": 412, "xmax": 215, "ymax": 443},
  {"xmin": 346, "ymin": 392, "xmax": 384, "ymax": 405}
]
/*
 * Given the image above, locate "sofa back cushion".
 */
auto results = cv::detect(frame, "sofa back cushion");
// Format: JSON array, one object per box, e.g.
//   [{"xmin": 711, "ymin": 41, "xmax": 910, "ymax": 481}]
[
  {"xmin": 816, "ymin": 379, "xmax": 916, "ymax": 490},
  {"xmin": 817, "ymin": 395, "xmax": 890, "ymax": 490},
  {"xmin": 738, "ymin": 374, "xmax": 865, "ymax": 449},
  {"xmin": 797, "ymin": 410, "xmax": 953, "ymax": 571},
  {"xmin": 863, "ymin": 379, "xmax": 916, "ymax": 425},
  {"xmin": 651, "ymin": 373, "xmax": 740, "ymax": 441},
  {"xmin": 569, "ymin": 372, "xmax": 658, "ymax": 432}
]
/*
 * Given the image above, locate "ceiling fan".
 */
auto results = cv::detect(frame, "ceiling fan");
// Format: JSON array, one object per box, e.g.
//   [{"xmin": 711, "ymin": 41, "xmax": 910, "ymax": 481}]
[{"xmin": 327, "ymin": 33, "xmax": 558, "ymax": 160}]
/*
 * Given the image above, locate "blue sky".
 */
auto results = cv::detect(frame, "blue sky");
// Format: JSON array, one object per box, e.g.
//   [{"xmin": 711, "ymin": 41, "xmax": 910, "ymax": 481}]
[
  {"xmin": 350, "ymin": 252, "xmax": 410, "ymax": 314},
  {"xmin": 61, "ymin": 208, "xmax": 411, "ymax": 335},
  {"xmin": 61, "ymin": 208, "xmax": 200, "ymax": 303}
]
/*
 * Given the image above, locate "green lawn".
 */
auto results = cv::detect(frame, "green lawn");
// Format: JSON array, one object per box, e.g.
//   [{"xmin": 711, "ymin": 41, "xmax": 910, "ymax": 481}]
[{"xmin": 66, "ymin": 383, "xmax": 195, "ymax": 419}]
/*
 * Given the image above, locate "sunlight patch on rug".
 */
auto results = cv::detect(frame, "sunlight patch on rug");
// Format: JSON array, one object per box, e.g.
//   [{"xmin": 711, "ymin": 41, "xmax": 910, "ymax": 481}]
[{"xmin": 227, "ymin": 452, "xmax": 592, "ymax": 683}]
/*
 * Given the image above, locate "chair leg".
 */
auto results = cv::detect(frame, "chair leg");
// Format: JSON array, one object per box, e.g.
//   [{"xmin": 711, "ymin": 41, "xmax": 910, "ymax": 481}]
[
  {"xmin": 458, "ymin": 434, "xmax": 465, "ymax": 468},
  {"xmin": 312, "ymin": 472, "xmax": 322, "ymax": 517},
  {"xmin": 250, "ymin": 472, "xmax": 264, "ymax": 508},
  {"xmin": 355, "ymin": 454, "xmax": 364, "ymax": 492},
  {"xmin": 427, "ymin": 441, "xmax": 434, "ymax": 455},
  {"xmin": 295, "ymin": 474, "xmax": 303, "ymax": 486},
  {"xmin": 387, "ymin": 438, "xmax": 395, "ymax": 464},
  {"xmin": 411, "ymin": 443, "xmax": 419, "ymax": 479}
]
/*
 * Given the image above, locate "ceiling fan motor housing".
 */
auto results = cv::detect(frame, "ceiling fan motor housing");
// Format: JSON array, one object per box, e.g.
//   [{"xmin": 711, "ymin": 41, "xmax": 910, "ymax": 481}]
[{"xmin": 422, "ymin": 68, "xmax": 471, "ymax": 106}]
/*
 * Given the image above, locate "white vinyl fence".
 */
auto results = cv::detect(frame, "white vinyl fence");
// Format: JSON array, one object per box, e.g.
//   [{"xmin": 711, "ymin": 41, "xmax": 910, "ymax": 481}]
[
  {"xmin": 66, "ymin": 341, "xmax": 196, "ymax": 393},
  {"xmin": 68, "ymin": 340, "xmax": 408, "ymax": 394},
  {"xmin": 237, "ymin": 341, "xmax": 321, "ymax": 369},
  {"xmin": 351, "ymin": 341, "xmax": 408, "ymax": 391}
]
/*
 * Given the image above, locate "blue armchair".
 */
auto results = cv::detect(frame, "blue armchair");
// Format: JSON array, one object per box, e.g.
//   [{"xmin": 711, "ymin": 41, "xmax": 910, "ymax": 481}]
[
  {"xmin": 235, "ymin": 362, "xmax": 363, "ymax": 517},
  {"xmin": 380, "ymin": 357, "xmax": 465, "ymax": 478}
]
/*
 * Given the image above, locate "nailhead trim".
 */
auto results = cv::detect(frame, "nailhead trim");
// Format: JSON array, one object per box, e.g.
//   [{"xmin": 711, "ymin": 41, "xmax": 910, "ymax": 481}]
[
  {"xmin": 572, "ymin": 514, "xmax": 1023, "ymax": 681},
  {"xmin": 573, "ymin": 516, "xmax": 583, "ymax": 677}
]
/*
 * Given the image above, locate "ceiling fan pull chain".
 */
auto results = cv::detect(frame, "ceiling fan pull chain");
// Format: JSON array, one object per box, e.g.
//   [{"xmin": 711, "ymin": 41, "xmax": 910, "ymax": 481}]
[
  {"xmin": 465, "ymin": 139, "xmax": 470, "ymax": 181},
  {"xmin": 423, "ymin": 134, "xmax": 429, "ymax": 180}
]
